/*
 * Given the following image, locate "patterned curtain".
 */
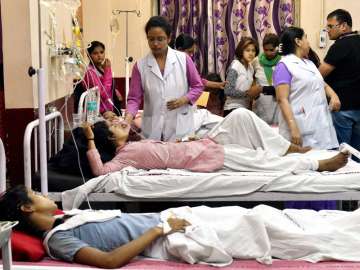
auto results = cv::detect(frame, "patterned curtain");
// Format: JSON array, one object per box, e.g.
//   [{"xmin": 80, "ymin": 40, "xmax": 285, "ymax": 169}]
[{"xmin": 160, "ymin": 0, "xmax": 293, "ymax": 79}]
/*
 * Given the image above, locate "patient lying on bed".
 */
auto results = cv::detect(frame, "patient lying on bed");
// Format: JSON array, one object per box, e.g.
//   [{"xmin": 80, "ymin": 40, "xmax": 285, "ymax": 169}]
[
  {"xmin": 84, "ymin": 108, "xmax": 348, "ymax": 176},
  {"xmin": 2, "ymin": 185, "xmax": 360, "ymax": 268}
]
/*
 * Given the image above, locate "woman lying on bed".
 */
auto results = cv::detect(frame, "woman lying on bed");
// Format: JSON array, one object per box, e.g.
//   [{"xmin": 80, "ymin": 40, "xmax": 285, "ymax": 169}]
[
  {"xmin": 84, "ymin": 108, "xmax": 348, "ymax": 176},
  {"xmin": 2, "ymin": 185, "xmax": 360, "ymax": 268}
]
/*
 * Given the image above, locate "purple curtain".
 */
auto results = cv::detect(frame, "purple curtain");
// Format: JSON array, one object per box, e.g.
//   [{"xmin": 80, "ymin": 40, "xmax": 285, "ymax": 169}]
[{"xmin": 160, "ymin": 0, "xmax": 293, "ymax": 78}]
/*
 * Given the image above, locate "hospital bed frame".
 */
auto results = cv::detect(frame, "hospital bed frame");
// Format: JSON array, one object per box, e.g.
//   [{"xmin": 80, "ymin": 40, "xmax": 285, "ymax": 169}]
[
  {"xmin": 22, "ymin": 112, "xmax": 360, "ymax": 202},
  {"xmin": 77, "ymin": 86, "xmax": 100, "ymax": 122}
]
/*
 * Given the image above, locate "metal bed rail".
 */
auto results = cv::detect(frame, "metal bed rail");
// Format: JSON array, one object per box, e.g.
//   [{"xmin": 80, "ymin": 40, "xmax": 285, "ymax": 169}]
[
  {"xmin": 48, "ymin": 191, "xmax": 360, "ymax": 202},
  {"xmin": 77, "ymin": 86, "xmax": 100, "ymax": 122},
  {"xmin": 23, "ymin": 111, "xmax": 64, "ymax": 190}
]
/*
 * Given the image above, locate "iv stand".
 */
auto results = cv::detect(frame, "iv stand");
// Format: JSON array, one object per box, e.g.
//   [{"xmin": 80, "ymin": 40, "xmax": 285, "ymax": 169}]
[
  {"xmin": 27, "ymin": 0, "xmax": 48, "ymax": 195},
  {"xmin": 112, "ymin": 9, "xmax": 141, "ymax": 105}
]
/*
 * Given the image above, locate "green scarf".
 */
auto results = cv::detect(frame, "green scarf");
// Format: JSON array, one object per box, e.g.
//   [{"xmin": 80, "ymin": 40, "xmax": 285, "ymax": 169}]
[{"xmin": 259, "ymin": 53, "xmax": 281, "ymax": 85}]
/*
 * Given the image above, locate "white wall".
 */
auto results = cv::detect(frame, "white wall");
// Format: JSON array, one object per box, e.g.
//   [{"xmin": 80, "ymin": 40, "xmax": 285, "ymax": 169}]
[
  {"xmin": 1, "ymin": 0, "xmax": 34, "ymax": 108},
  {"xmin": 300, "ymin": 0, "xmax": 360, "ymax": 60},
  {"xmin": 82, "ymin": 0, "xmax": 155, "ymax": 77},
  {"xmin": 1, "ymin": 0, "xmax": 75, "ymax": 108}
]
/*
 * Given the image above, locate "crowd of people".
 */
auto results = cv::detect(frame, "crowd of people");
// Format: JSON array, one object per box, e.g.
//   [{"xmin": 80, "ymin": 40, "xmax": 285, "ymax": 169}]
[
  {"xmin": 78, "ymin": 9, "xmax": 359, "ymax": 165},
  {"xmin": 45, "ymin": 9, "xmax": 360, "ymax": 209}
]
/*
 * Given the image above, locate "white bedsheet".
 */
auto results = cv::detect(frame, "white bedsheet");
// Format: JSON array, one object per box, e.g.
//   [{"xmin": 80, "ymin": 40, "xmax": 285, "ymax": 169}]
[
  {"xmin": 62, "ymin": 150, "xmax": 360, "ymax": 210},
  {"xmin": 153, "ymin": 205, "xmax": 360, "ymax": 264}
]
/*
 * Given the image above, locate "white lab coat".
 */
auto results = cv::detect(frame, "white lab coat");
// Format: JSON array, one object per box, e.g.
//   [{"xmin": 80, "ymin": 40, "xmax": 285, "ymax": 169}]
[
  {"xmin": 137, "ymin": 47, "xmax": 195, "ymax": 141},
  {"xmin": 278, "ymin": 54, "xmax": 338, "ymax": 149}
]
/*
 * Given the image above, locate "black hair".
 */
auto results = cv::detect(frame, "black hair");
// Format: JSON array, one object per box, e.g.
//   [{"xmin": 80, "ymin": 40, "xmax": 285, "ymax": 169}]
[
  {"xmin": 92, "ymin": 121, "xmax": 143, "ymax": 156},
  {"xmin": 0, "ymin": 185, "xmax": 45, "ymax": 237},
  {"xmin": 263, "ymin": 33, "xmax": 280, "ymax": 47},
  {"xmin": 307, "ymin": 48, "xmax": 320, "ymax": 68},
  {"xmin": 145, "ymin": 16, "xmax": 172, "ymax": 37},
  {"xmin": 175, "ymin": 33, "xmax": 195, "ymax": 51},
  {"xmin": 235, "ymin": 37, "xmax": 259, "ymax": 60},
  {"xmin": 206, "ymin": 73, "xmax": 222, "ymax": 83},
  {"xmin": 92, "ymin": 121, "xmax": 117, "ymax": 157},
  {"xmin": 327, "ymin": 9, "xmax": 352, "ymax": 28},
  {"xmin": 279, "ymin": 26, "xmax": 305, "ymax": 56},
  {"xmin": 87, "ymin": 40, "xmax": 105, "ymax": 55},
  {"xmin": 205, "ymin": 73, "xmax": 225, "ymax": 103}
]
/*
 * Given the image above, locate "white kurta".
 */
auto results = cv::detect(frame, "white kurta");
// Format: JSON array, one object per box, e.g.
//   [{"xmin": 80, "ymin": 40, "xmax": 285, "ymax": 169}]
[
  {"xmin": 137, "ymin": 48, "xmax": 195, "ymax": 141},
  {"xmin": 252, "ymin": 57, "xmax": 279, "ymax": 125},
  {"xmin": 206, "ymin": 108, "xmax": 318, "ymax": 172},
  {"xmin": 224, "ymin": 59, "xmax": 254, "ymax": 110},
  {"xmin": 278, "ymin": 54, "xmax": 338, "ymax": 150}
]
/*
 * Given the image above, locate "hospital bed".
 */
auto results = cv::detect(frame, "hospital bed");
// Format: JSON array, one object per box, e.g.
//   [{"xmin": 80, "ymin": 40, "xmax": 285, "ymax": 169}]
[
  {"xmin": 3, "ymin": 126, "xmax": 360, "ymax": 269},
  {"xmin": 22, "ymin": 111, "xmax": 360, "ymax": 204}
]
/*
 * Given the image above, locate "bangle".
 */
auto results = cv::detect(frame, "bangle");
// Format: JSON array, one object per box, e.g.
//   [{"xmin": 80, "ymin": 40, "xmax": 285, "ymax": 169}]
[
  {"xmin": 157, "ymin": 221, "xmax": 172, "ymax": 235},
  {"xmin": 88, "ymin": 138, "xmax": 94, "ymax": 140}
]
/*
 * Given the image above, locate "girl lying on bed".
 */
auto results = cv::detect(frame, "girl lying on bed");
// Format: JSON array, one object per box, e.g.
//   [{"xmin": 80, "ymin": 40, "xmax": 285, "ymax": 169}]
[
  {"xmin": 84, "ymin": 108, "xmax": 348, "ymax": 176},
  {"xmin": 2, "ymin": 185, "xmax": 360, "ymax": 268}
]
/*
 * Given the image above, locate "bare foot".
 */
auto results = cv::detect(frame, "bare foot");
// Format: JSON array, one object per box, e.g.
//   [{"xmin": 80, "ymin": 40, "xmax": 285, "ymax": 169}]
[
  {"xmin": 318, "ymin": 152, "xmax": 349, "ymax": 172},
  {"xmin": 285, "ymin": 144, "xmax": 312, "ymax": 155}
]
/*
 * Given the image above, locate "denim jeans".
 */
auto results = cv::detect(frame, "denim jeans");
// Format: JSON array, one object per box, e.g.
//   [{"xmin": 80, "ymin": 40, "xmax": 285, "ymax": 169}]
[{"xmin": 332, "ymin": 110, "xmax": 360, "ymax": 161}]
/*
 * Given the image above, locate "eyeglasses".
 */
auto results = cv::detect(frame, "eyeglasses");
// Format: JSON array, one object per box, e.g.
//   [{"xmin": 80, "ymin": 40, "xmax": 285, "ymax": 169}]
[
  {"xmin": 326, "ymin": 23, "xmax": 340, "ymax": 30},
  {"xmin": 147, "ymin": 36, "xmax": 167, "ymax": 44}
]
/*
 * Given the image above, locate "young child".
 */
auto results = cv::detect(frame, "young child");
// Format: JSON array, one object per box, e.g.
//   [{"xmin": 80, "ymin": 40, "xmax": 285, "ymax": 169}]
[
  {"xmin": 84, "ymin": 108, "xmax": 347, "ymax": 176},
  {"xmin": 224, "ymin": 37, "xmax": 262, "ymax": 116},
  {"xmin": 253, "ymin": 33, "xmax": 281, "ymax": 125},
  {"xmin": 82, "ymin": 41, "xmax": 122, "ymax": 114}
]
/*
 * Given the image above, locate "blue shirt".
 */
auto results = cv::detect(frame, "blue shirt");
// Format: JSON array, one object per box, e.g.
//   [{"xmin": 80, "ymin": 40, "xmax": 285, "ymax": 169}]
[{"xmin": 46, "ymin": 213, "xmax": 160, "ymax": 262}]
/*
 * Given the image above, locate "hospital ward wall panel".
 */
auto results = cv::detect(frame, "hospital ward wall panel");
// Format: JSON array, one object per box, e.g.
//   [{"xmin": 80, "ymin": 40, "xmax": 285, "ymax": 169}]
[
  {"xmin": 1, "ymin": 0, "xmax": 34, "ymax": 109},
  {"xmin": 82, "ymin": 0, "xmax": 155, "ymax": 78}
]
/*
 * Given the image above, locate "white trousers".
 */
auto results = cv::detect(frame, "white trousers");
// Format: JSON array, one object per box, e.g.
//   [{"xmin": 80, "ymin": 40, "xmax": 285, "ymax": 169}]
[{"xmin": 207, "ymin": 108, "xmax": 318, "ymax": 172}]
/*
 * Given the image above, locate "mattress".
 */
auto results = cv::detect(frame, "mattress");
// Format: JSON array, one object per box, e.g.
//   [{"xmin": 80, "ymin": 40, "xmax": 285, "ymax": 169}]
[
  {"xmin": 4, "ymin": 258, "xmax": 360, "ymax": 270},
  {"xmin": 60, "ymin": 150, "xmax": 360, "ymax": 208}
]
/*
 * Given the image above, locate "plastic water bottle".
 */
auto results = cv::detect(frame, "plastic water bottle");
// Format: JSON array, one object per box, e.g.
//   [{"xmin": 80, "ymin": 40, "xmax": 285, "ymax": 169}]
[{"xmin": 86, "ymin": 87, "xmax": 99, "ymax": 124}]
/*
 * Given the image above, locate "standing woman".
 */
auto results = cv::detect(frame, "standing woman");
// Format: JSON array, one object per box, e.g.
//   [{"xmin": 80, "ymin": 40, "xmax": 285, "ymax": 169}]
[
  {"xmin": 82, "ymin": 41, "xmax": 122, "ymax": 114},
  {"xmin": 273, "ymin": 27, "xmax": 338, "ymax": 150},
  {"xmin": 274, "ymin": 27, "xmax": 339, "ymax": 210},
  {"xmin": 125, "ymin": 16, "xmax": 204, "ymax": 142},
  {"xmin": 223, "ymin": 37, "xmax": 262, "ymax": 116},
  {"xmin": 174, "ymin": 33, "xmax": 227, "ymax": 90},
  {"xmin": 253, "ymin": 33, "xmax": 281, "ymax": 125},
  {"xmin": 173, "ymin": 33, "xmax": 226, "ymax": 116}
]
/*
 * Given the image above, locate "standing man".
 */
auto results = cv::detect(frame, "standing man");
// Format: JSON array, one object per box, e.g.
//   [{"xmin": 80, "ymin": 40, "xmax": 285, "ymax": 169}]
[{"xmin": 319, "ymin": 9, "xmax": 360, "ymax": 155}]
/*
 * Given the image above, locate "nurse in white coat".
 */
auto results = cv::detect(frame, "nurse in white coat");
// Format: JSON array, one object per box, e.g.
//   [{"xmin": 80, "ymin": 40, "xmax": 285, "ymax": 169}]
[
  {"xmin": 125, "ymin": 16, "xmax": 204, "ymax": 141},
  {"xmin": 274, "ymin": 27, "xmax": 339, "ymax": 150}
]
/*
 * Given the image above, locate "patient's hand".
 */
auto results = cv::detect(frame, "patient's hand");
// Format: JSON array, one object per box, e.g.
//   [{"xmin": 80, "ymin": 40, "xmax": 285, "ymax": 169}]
[
  {"xmin": 82, "ymin": 122, "xmax": 94, "ymax": 140},
  {"xmin": 166, "ymin": 218, "xmax": 191, "ymax": 235},
  {"xmin": 188, "ymin": 135, "xmax": 199, "ymax": 141},
  {"xmin": 176, "ymin": 135, "xmax": 200, "ymax": 143}
]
